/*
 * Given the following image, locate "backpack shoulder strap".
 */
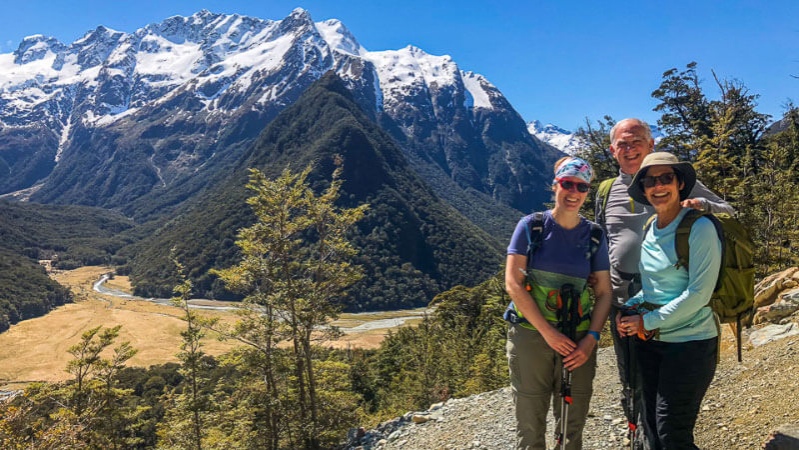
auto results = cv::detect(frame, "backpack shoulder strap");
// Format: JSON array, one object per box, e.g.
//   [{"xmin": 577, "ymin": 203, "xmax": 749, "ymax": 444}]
[
  {"xmin": 674, "ymin": 210, "xmax": 702, "ymax": 270},
  {"xmin": 595, "ymin": 178, "xmax": 615, "ymax": 229},
  {"xmin": 643, "ymin": 213, "xmax": 657, "ymax": 234},
  {"xmin": 588, "ymin": 222, "xmax": 604, "ymax": 259},
  {"xmin": 674, "ymin": 209, "xmax": 724, "ymax": 271},
  {"xmin": 525, "ymin": 211, "xmax": 546, "ymax": 260}
]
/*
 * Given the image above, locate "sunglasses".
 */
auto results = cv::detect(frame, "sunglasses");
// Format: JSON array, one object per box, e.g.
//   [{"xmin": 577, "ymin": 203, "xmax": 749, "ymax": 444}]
[
  {"xmin": 640, "ymin": 172, "xmax": 677, "ymax": 188},
  {"xmin": 557, "ymin": 179, "xmax": 590, "ymax": 193}
]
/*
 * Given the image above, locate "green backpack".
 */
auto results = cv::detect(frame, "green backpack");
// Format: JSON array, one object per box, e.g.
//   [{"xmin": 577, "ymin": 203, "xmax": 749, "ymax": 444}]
[
  {"xmin": 595, "ymin": 178, "xmax": 615, "ymax": 230},
  {"xmin": 648, "ymin": 210, "xmax": 756, "ymax": 361}
]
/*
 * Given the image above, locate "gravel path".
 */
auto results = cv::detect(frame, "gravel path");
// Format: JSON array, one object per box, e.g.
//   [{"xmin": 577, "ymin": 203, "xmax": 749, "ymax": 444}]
[{"xmin": 346, "ymin": 325, "xmax": 799, "ymax": 449}]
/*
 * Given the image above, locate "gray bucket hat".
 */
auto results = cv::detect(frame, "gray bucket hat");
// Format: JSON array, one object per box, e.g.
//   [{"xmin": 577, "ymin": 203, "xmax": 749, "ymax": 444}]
[{"xmin": 627, "ymin": 152, "xmax": 696, "ymax": 205}]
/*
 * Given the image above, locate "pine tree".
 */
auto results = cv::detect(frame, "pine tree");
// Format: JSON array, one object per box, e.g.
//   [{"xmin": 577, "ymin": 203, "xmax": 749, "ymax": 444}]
[{"xmin": 744, "ymin": 105, "xmax": 799, "ymax": 273}]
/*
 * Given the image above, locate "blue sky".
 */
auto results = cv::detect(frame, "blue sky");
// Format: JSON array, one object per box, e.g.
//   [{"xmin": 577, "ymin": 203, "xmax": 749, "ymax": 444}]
[{"xmin": 2, "ymin": 0, "xmax": 797, "ymax": 131}]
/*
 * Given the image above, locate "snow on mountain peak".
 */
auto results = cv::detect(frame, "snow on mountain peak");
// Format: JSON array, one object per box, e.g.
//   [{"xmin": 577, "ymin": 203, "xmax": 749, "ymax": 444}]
[
  {"xmin": 13, "ymin": 35, "xmax": 66, "ymax": 65},
  {"xmin": 1, "ymin": 9, "xmax": 504, "ymax": 131},
  {"xmin": 316, "ymin": 19, "xmax": 364, "ymax": 56},
  {"xmin": 461, "ymin": 71, "xmax": 494, "ymax": 109},
  {"xmin": 527, "ymin": 120, "xmax": 584, "ymax": 154},
  {"xmin": 279, "ymin": 7, "xmax": 314, "ymax": 32},
  {"xmin": 529, "ymin": 120, "xmax": 571, "ymax": 135},
  {"xmin": 364, "ymin": 45, "xmax": 461, "ymax": 101},
  {"xmin": 73, "ymin": 25, "xmax": 124, "ymax": 47}
]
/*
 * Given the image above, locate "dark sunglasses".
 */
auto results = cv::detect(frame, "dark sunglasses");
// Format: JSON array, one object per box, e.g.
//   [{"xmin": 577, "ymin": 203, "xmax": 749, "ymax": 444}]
[
  {"xmin": 557, "ymin": 179, "xmax": 590, "ymax": 193},
  {"xmin": 640, "ymin": 172, "xmax": 677, "ymax": 188}
]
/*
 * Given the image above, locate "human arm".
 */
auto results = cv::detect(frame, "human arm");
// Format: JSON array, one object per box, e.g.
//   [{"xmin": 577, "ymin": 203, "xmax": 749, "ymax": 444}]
[
  {"xmin": 563, "ymin": 269, "xmax": 611, "ymax": 370},
  {"xmin": 683, "ymin": 180, "xmax": 735, "ymax": 215},
  {"xmin": 505, "ymin": 254, "xmax": 577, "ymax": 356}
]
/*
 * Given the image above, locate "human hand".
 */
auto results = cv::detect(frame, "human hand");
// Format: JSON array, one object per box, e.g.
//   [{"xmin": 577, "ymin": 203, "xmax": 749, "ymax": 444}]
[
  {"xmin": 618, "ymin": 314, "xmax": 641, "ymax": 337},
  {"xmin": 614, "ymin": 311, "xmax": 631, "ymax": 338},
  {"xmin": 563, "ymin": 336, "xmax": 595, "ymax": 370},
  {"xmin": 541, "ymin": 327, "xmax": 577, "ymax": 357},
  {"xmin": 681, "ymin": 198, "xmax": 705, "ymax": 210}
]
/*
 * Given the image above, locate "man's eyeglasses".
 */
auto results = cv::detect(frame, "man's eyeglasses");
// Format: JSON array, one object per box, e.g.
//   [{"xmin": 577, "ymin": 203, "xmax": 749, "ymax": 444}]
[
  {"xmin": 613, "ymin": 139, "xmax": 646, "ymax": 151},
  {"xmin": 640, "ymin": 172, "xmax": 676, "ymax": 189},
  {"xmin": 557, "ymin": 179, "xmax": 590, "ymax": 193}
]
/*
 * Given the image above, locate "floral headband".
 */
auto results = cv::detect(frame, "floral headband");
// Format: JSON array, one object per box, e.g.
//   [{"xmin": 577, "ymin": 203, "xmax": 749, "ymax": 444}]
[{"xmin": 554, "ymin": 157, "xmax": 593, "ymax": 184}]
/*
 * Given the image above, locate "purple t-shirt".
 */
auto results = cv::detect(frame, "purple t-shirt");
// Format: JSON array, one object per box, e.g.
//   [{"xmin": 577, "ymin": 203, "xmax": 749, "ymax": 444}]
[{"xmin": 507, "ymin": 211, "xmax": 610, "ymax": 279}]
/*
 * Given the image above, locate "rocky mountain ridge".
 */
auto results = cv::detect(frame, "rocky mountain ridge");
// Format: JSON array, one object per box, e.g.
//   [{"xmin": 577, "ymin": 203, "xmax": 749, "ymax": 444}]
[{"xmin": 1, "ymin": 8, "xmax": 560, "ymax": 220}]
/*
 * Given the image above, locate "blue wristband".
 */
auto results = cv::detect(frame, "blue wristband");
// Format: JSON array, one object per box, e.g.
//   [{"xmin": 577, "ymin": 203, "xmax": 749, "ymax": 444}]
[{"xmin": 587, "ymin": 330, "xmax": 600, "ymax": 342}]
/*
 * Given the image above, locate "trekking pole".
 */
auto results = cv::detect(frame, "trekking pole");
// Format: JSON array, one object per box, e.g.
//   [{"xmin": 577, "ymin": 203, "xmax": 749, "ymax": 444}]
[
  {"xmin": 555, "ymin": 284, "xmax": 579, "ymax": 450},
  {"xmin": 558, "ymin": 365, "xmax": 572, "ymax": 450},
  {"xmin": 620, "ymin": 307, "xmax": 639, "ymax": 450}
]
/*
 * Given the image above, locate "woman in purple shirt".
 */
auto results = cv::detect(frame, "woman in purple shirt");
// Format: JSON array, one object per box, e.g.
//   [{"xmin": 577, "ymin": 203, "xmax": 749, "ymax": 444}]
[{"xmin": 505, "ymin": 156, "xmax": 612, "ymax": 449}]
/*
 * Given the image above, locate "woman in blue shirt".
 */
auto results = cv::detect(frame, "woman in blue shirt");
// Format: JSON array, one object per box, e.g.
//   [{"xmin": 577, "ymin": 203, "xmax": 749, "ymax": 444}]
[
  {"xmin": 620, "ymin": 152, "xmax": 721, "ymax": 449},
  {"xmin": 505, "ymin": 156, "xmax": 612, "ymax": 449}
]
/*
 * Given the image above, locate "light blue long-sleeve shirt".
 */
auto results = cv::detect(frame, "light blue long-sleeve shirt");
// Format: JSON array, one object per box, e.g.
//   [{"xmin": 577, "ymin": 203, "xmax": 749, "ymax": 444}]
[
  {"xmin": 626, "ymin": 208, "xmax": 721, "ymax": 342},
  {"xmin": 597, "ymin": 170, "xmax": 734, "ymax": 308}
]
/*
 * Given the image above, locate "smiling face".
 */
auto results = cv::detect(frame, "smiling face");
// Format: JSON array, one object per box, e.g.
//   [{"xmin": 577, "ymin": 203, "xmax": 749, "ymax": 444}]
[
  {"xmin": 553, "ymin": 176, "xmax": 590, "ymax": 213},
  {"xmin": 641, "ymin": 165, "xmax": 684, "ymax": 212},
  {"xmin": 611, "ymin": 120, "xmax": 655, "ymax": 175}
]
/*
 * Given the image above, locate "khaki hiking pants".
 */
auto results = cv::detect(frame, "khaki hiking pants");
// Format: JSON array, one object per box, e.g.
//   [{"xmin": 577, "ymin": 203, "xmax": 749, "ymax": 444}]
[{"xmin": 507, "ymin": 324, "xmax": 597, "ymax": 450}]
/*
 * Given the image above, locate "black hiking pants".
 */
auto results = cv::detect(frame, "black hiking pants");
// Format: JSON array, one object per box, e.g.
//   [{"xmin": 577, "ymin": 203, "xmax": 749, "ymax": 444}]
[{"xmin": 634, "ymin": 336, "xmax": 717, "ymax": 450}]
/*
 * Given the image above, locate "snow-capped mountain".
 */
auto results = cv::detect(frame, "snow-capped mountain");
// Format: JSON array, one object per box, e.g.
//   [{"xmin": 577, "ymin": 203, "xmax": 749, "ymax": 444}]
[
  {"xmin": 527, "ymin": 120, "xmax": 584, "ymax": 154},
  {"xmin": 0, "ymin": 8, "xmax": 559, "ymax": 217}
]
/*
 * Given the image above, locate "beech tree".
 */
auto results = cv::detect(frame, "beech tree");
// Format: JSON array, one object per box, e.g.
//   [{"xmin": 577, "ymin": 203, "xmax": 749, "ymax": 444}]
[
  {"xmin": 651, "ymin": 62, "xmax": 713, "ymax": 162},
  {"xmin": 573, "ymin": 115, "xmax": 618, "ymax": 181},
  {"xmin": 158, "ymin": 255, "xmax": 218, "ymax": 450},
  {"xmin": 0, "ymin": 326, "xmax": 141, "ymax": 449},
  {"xmin": 652, "ymin": 62, "xmax": 770, "ymax": 200},
  {"xmin": 213, "ymin": 160, "xmax": 368, "ymax": 449}
]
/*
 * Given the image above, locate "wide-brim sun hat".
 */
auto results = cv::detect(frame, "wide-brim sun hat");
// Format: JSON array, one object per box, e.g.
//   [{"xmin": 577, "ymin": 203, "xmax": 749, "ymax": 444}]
[{"xmin": 627, "ymin": 152, "xmax": 696, "ymax": 205}]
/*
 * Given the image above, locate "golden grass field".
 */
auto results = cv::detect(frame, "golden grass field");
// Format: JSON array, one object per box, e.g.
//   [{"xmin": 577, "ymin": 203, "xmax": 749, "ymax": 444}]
[{"xmin": 0, "ymin": 266, "xmax": 425, "ymax": 390}]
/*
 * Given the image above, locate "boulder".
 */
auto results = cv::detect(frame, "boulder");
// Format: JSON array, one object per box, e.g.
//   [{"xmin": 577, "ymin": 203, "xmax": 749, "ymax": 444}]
[
  {"xmin": 754, "ymin": 267, "xmax": 799, "ymax": 309},
  {"xmin": 754, "ymin": 287, "xmax": 799, "ymax": 325},
  {"xmin": 749, "ymin": 323, "xmax": 799, "ymax": 347}
]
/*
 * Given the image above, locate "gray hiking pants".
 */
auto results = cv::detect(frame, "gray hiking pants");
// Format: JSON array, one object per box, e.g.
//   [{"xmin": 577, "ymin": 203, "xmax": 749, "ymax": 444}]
[{"xmin": 507, "ymin": 324, "xmax": 597, "ymax": 450}]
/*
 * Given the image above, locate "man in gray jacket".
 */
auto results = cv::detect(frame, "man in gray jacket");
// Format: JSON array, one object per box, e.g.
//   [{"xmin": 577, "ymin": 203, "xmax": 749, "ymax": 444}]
[{"xmin": 594, "ymin": 118, "xmax": 734, "ymax": 448}]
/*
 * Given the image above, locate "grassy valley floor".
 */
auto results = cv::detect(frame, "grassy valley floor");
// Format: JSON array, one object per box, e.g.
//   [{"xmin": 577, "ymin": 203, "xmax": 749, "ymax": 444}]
[{"xmin": 0, "ymin": 266, "xmax": 426, "ymax": 390}]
